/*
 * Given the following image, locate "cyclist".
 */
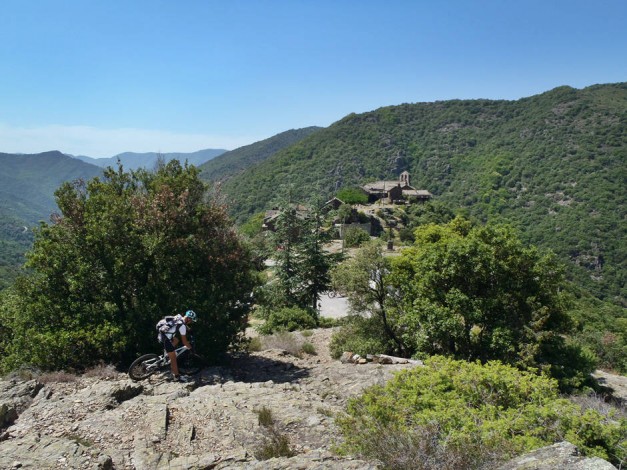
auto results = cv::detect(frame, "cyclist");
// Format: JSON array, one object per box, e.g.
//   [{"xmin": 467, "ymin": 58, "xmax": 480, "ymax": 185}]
[{"xmin": 158, "ymin": 310, "xmax": 197, "ymax": 382}]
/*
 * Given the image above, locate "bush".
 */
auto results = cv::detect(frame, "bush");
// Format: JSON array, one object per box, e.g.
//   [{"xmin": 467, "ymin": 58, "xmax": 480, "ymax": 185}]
[
  {"xmin": 343, "ymin": 226, "xmax": 370, "ymax": 248},
  {"xmin": 329, "ymin": 315, "xmax": 395, "ymax": 359},
  {"xmin": 336, "ymin": 357, "xmax": 627, "ymax": 468},
  {"xmin": 257, "ymin": 306, "xmax": 318, "ymax": 334},
  {"xmin": 336, "ymin": 187, "xmax": 368, "ymax": 205},
  {"xmin": 398, "ymin": 227, "xmax": 416, "ymax": 243}
]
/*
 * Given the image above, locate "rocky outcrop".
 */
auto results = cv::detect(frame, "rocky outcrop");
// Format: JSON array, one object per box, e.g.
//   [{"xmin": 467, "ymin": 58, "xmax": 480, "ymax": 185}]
[
  {"xmin": 498, "ymin": 441, "xmax": 616, "ymax": 470},
  {"xmin": 0, "ymin": 330, "xmax": 408, "ymax": 469},
  {"xmin": 0, "ymin": 434, "xmax": 113, "ymax": 469},
  {"xmin": 0, "ymin": 377, "xmax": 43, "ymax": 430},
  {"xmin": 0, "ymin": 329, "xmax": 621, "ymax": 469}
]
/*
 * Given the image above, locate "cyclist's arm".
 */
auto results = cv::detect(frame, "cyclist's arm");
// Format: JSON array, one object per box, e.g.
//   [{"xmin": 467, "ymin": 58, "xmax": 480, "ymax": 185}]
[
  {"xmin": 181, "ymin": 335, "xmax": 192, "ymax": 349},
  {"xmin": 179, "ymin": 324, "xmax": 193, "ymax": 349}
]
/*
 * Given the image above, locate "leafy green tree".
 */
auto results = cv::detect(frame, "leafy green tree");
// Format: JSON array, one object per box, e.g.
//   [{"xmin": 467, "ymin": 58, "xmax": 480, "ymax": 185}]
[
  {"xmin": 342, "ymin": 226, "xmax": 370, "ymax": 248},
  {"xmin": 0, "ymin": 161, "xmax": 257, "ymax": 372},
  {"xmin": 336, "ymin": 187, "xmax": 368, "ymax": 205},
  {"xmin": 331, "ymin": 240, "xmax": 406, "ymax": 355},
  {"xmin": 389, "ymin": 217, "xmax": 594, "ymax": 389}
]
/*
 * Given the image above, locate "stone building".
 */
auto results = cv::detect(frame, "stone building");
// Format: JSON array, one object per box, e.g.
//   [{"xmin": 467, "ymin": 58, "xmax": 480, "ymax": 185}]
[{"xmin": 361, "ymin": 171, "xmax": 432, "ymax": 204}]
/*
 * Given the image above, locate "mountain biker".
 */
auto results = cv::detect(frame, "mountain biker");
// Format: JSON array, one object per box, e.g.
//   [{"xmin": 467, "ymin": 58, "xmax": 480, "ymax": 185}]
[{"xmin": 159, "ymin": 310, "xmax": 197, "ymax": 382}]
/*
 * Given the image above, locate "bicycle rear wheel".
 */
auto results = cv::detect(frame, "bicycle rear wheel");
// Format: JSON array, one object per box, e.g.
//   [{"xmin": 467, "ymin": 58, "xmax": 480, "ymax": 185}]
[{"xmin": 129, "ymin": 353, "xmax": 161, "ymax": 381}]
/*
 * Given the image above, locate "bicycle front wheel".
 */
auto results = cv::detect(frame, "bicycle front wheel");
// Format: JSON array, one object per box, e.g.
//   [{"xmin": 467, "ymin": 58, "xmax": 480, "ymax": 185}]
[{"xmin": 129, "ymin": 353, "xmax": 161, "ymax": 381}]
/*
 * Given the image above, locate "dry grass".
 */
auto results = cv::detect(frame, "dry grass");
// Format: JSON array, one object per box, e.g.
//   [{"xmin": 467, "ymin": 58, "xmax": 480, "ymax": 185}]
[
  {"xmin": 254, "ymin": 331, "xmax": 305, "ymax": 357},
  {"xmin": 38, "ymin": 370, "xmax": 78, "ymax": 384},
  {"xmin": 253, "ymin": 406, "xmax": 296, "ymax": 460},
  {"xmin": 83, "ymin": 363, "xmax": 119, "ymax": 379},
  {"xmin": 570, "ymin": 391, "xmax": 627, "ymax": 420},
  {"xmin": 342, "ymin": 422, "xmax": 509, "ymax": 470}
]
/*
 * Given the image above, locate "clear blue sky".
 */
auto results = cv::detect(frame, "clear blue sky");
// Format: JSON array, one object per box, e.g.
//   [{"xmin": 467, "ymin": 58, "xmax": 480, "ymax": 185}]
[{"xmin": 1, "ymin": 0, "xmax": 625, "ymax": 157}]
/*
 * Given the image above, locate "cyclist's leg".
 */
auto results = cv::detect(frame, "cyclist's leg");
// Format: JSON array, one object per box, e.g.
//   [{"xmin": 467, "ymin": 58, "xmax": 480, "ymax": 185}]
[{"xmin": 163, "ymin": 336, "xmax": 180, "ymax": 377}]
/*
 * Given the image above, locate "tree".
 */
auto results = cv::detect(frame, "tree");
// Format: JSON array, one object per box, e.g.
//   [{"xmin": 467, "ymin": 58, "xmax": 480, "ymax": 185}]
[
  {"xmin": 389, "ymin": 217, "xmax": 594, "ymax": 389},
  {"xmin": 255, "ymin": 200, "xmax": 335, "ymax": 330},
  {"xmin": 271, "ymin": 203, "xmax": 334, "ymax": 310},
  {"xmin": 336, "ymin": 187, "xmax": 368, "ymax": 205},
  {"xmin": 0, "ymin": 161, "xmax": 257, "ymax": 372},
  {"xmin": 331, "ymin": 240, "xmax": 406, "ymax": 355}
]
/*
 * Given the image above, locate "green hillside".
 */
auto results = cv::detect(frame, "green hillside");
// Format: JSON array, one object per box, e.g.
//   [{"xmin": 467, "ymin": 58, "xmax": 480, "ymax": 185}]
[
  {"xmin": 219, "ymin": 84, "xmax": 626, "ymax": 305},
  {"xmin": 199, "ymin": 127, "xmax": 321, "ymax": 183},
  {"xmin": 0, "ymin": 151, "xmax": 103, "ymax": 289}
]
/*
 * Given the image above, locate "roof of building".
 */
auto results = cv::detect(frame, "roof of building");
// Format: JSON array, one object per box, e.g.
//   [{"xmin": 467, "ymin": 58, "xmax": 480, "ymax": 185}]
[{"xmin": 362, "ymin": 181, "xmax": 402, "ymax": 192}]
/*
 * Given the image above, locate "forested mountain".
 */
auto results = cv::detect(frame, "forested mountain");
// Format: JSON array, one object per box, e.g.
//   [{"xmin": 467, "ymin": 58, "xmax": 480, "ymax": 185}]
[
  {"xmin": 218, "ymin": 83, "xmax": 626, "ymax": 305},
  {"xmin": 74, "ymin": 148, "xmax": 227, "ymax": 170},
  {"xmin": 0, "ymin": 151, "xmax": 103, "ymax": 289},
  {"xmin": 199, "ymin": 127, "xmax": 321, "ymax": 183}
]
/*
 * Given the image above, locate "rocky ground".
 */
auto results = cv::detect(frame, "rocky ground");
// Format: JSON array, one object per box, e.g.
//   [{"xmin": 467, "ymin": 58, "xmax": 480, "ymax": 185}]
[
  {"xmin": 0, "ymin": 328, "xmax": 623, "ymax": 469},
  {"xmin": 0, "ymin": 328, "xmax": 414, "ymax": 469}
]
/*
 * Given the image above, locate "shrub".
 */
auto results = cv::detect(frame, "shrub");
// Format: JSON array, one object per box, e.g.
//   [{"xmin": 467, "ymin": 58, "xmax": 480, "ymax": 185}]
[
  {"xmin": 254, "ymin": 406, "xmax": 296, "ymax": 460},
  {"xmin": 336, "ymin": 188, "xmax": 368, "ymax": 205},
  {"xmin": 301, "ymin": 342, "xmax": 317, "ymax": 355},
  {"xmin": 329, "ymin": 315, "xmax": 395, "ymax": 359},
  {"xmin": 343, "ymin": 226, "xmax": 370, "ymax": 248},
  {"xmin": 0, "ymin": 161, "xmax": 258, "ymax": 372},
  {"xmin": 257, "ymin": 306, "xmax": 318, "ymax": 334},
  {"xmin": 398, "ymin": 227, "xmax": 416, "ymax": 243},
  {"xmin": 336, "ymin": 357, "xmax": 627, "ymax": 468},
  {"xmin": 318, "ymin": 316, "xmax": 342, "ymax": 328},
  {"xmin": 255, "ymin": 406, "xmax": 274, "ymax": 427},
  {"xmin": 247, "ymin": 336, "xmax": 262, "ymax": 352}
]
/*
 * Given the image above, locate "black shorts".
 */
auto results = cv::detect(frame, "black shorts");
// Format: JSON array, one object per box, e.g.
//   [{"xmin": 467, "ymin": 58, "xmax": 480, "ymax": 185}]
[{"xmin": 161, "ymin": 334, "xmax": 176, "ymax": 353}]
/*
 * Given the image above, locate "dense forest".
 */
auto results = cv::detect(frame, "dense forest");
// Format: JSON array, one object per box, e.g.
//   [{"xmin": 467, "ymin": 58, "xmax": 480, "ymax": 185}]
[{"xmin": 210, "ymin": 83, "xmax": 626, "ymax": 306}]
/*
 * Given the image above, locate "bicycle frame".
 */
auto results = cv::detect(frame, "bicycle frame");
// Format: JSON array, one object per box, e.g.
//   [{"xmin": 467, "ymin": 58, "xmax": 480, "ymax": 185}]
[
  {"xmin": 128, "ymin": 332, "xmax": 200, "ymax": 381},
  {"xmin": 161, "ymin": 344, "xmax": 192, "ymax": 367}
]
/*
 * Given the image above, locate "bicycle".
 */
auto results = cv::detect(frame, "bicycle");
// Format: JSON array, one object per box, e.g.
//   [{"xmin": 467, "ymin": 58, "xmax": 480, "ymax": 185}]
[{"xmin": 128, "ymin": 336, "xmax": 203, "ymax": 381}]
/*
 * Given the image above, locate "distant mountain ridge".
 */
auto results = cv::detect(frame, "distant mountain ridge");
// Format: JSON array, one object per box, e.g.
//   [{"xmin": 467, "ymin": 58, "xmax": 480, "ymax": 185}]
[
  {"xmin": 0, "ymin": 151, "xmax": 104, "ymax": 289},
  {"xmin": 73, "ymin": 148, "xmax": 227, "ymax": 170},
  {"xmin": 0, "ymin": 151, "xmax": 103, "ymax": 223},
  {"xmin": 199, "ymin": 127, "xmax": 322, "ymax": 182}
]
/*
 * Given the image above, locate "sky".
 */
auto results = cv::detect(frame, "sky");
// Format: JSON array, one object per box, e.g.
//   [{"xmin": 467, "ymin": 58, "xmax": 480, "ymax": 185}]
[{"xmin": 1, "ymin": 0, "xmax": 625, "ymax": 158}]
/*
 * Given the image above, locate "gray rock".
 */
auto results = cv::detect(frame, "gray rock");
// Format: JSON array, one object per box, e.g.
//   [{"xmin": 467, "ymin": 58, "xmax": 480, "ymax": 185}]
[
  {"xmin": 0, "ymin": 379, "xmax": 44, "ymax": 429},
  {"xmin": 0, "ymin": 434, "xmax": 113, "ymax": 469}
]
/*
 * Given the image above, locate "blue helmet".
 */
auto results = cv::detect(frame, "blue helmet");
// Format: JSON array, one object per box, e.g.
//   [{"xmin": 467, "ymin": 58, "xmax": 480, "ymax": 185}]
[{"xmin": 184, "ymin": 310, "xmax": 197, "ymax": 322}]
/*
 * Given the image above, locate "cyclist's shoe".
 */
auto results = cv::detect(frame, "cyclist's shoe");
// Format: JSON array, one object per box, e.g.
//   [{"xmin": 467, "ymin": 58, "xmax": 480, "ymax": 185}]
[{"xmin": 166, "ymin": 374, "xmax": 192, "ymax": 383}]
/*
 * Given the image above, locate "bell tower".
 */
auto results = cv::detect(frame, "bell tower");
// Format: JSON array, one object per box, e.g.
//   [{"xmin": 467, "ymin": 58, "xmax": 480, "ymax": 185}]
[{"xmin": 400, "ymin": 171, "xmax": 410, "ymax": 187}]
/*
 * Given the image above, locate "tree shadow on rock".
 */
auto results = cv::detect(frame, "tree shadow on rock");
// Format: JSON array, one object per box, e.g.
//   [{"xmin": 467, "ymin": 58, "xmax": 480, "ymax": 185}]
[{"xmin": 196, "ymin": 352, "xmax": 310, "ymax": 386}]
